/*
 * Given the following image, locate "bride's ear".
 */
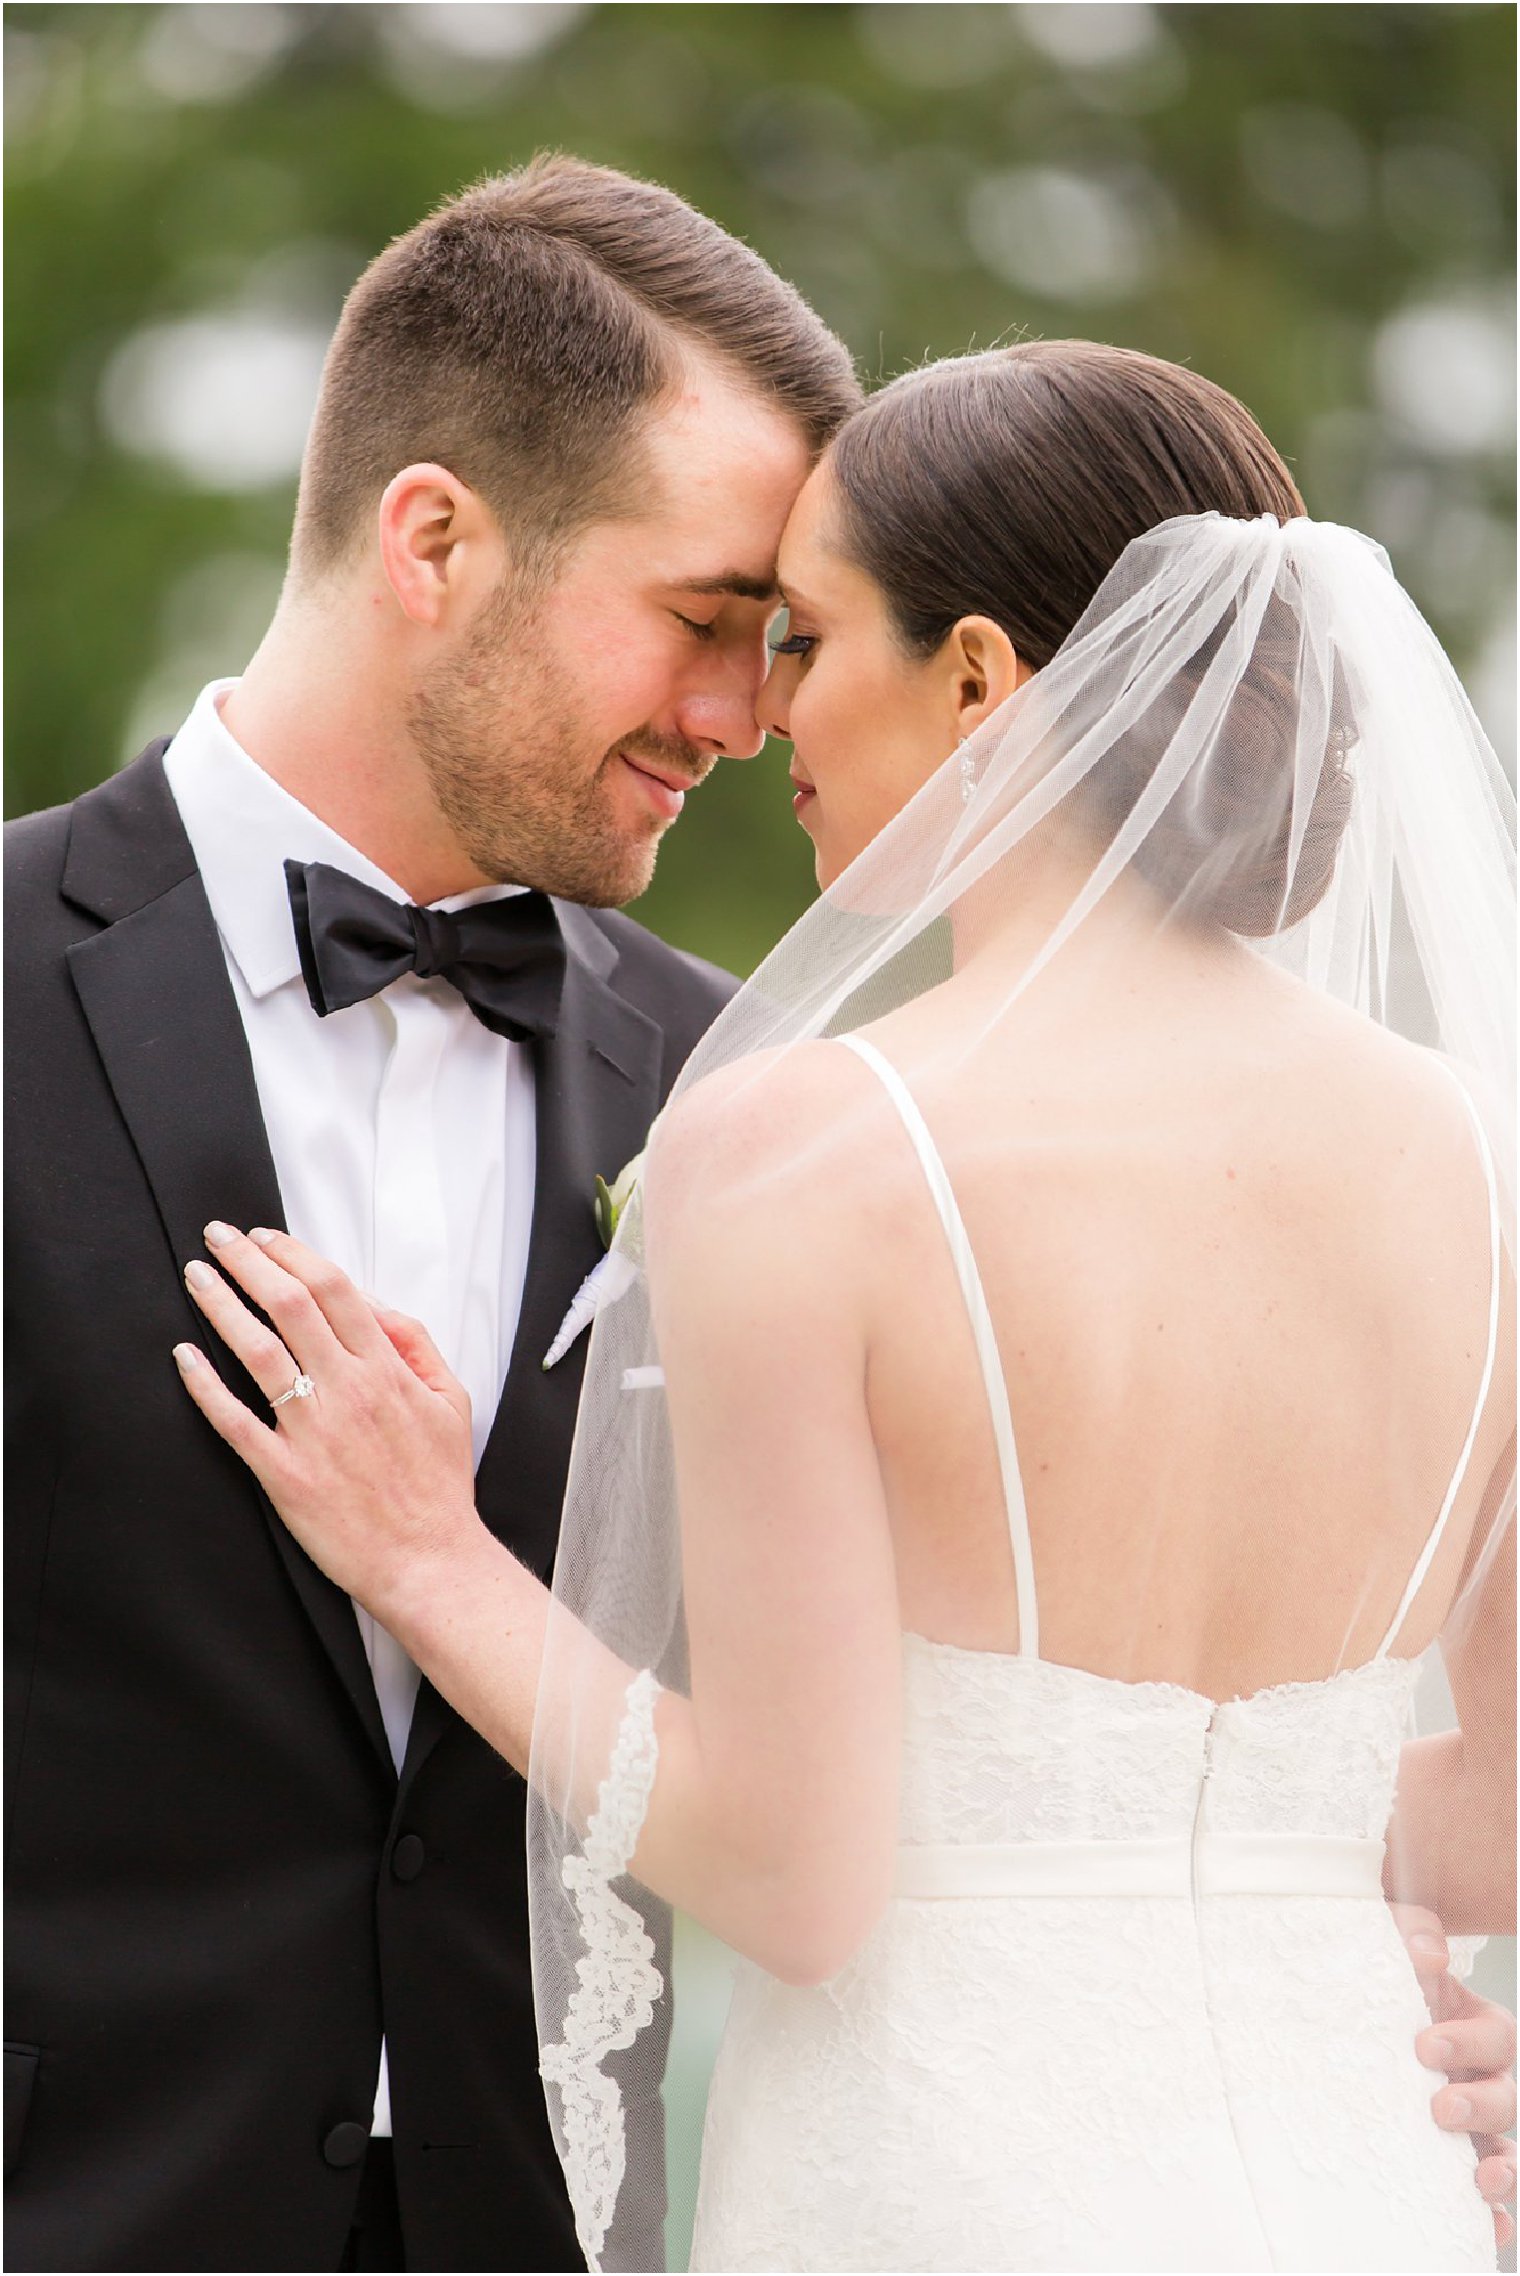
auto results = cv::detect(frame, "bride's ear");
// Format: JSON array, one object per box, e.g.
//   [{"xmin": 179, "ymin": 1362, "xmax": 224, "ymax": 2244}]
[{"xmin": 946, "ymin": 615, "xmax": 1032, "ymax": 741}]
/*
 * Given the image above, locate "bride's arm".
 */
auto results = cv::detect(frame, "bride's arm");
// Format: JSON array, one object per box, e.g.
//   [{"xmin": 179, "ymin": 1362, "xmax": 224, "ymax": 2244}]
[
  {"xmin": 175, "ymin": 1122, "xmax": 903, "ymax": 1985},
  {"xmin": 629, "ymin": 1080, "xmax": 904, "ymax": 1974},
  {"xmin": 1385, "ymin": 1446, "xmax": 1516, "ymax": 1936}
]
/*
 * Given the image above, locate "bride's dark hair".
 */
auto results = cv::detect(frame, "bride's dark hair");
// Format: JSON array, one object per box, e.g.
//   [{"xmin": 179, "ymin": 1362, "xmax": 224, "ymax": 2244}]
[{"xmin": 828, "ymin": 340, "xmax": 1354, "ymax": 936}]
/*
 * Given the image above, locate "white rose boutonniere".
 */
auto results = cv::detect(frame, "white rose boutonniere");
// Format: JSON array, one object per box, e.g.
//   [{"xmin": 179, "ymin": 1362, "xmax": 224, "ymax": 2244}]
[
  {"xmin": 593, "ymin": 1150, "xmax": 644, "ymax": 1252},
  {"xmin": 541, "ymin": 1150, "xmax": 646, "ymax": 1371}
]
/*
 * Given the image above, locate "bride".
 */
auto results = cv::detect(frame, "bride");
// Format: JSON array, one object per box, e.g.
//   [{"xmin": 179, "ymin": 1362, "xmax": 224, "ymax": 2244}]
[{"xmin": 176, "ymin": 341, "xmax": 1514, "ymax": 2272}]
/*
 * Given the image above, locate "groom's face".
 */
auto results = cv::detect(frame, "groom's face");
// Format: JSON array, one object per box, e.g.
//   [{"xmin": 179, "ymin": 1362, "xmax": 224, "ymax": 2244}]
[{"xmin": 409, "ymin": 364, "xmax": 811, "ymax": 906}]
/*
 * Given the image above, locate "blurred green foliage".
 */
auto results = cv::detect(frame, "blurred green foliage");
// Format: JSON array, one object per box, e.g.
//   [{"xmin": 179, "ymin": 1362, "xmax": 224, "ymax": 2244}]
[{"xmin": 6, "ymin": 3, "xmax": 1514, "ymax": 974}]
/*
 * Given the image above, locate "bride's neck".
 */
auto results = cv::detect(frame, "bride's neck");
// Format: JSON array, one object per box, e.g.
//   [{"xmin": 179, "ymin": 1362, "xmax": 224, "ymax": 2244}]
[
  {"xmin": 947, "ymin": 829, "xmax": 1230, "ymax": 999},
  {"xmin": 947, "ymin": 827, "xmax": 1115, "ymax": 972}
]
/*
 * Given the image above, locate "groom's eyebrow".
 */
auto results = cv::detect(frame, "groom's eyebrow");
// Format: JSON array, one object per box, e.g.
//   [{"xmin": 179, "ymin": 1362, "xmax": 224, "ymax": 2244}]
[{"xmin": 677, "ymin": 571, "xmax": 780, "ymax": 602}]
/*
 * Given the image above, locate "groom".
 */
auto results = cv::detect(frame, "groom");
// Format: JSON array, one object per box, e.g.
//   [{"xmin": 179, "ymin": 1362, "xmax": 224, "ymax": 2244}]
[
  {"xmin": 5, "ymin": 156, "xmax": 858, "ymax": 2273},
  {"xmin": 7, "ymin": 156, "xmax": 1514, "ymax": 2275}
]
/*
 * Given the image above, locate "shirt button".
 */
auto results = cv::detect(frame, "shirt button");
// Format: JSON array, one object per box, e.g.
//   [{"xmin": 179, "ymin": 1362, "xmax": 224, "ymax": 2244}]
[
  {"xmin": 391, "ymin": 1833, "xmax": 426, "ymax": 1883},
  {"xmin": 323, "ymin": 2121, "xmax": 369, "ymax": 2168}
]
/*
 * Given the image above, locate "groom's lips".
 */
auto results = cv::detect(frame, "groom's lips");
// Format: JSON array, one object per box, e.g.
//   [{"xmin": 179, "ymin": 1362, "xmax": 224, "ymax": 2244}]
[{"xmin": 618, "ymin": 751, "xmax": 703, "ymax": 822}]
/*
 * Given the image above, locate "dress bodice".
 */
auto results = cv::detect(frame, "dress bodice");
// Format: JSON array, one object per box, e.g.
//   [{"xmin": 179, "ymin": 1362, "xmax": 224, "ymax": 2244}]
[
  {"xmin": 696, "ymin": 1624, "xmax": 1494, "ymax": 2274},
  {"xmin": 900, "ymin": 1637, "xmax": 1420, "ymax": 1849}
]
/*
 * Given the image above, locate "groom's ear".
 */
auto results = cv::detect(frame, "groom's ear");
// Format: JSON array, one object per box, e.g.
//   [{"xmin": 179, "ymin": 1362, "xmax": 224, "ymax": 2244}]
[
  {"xmin": 946, "ymin": 615, "xmax": 1031, "ymax": 739},
  {"xmin": 376, "ymin": 463, "xmax": 505, "ymax": 629}
]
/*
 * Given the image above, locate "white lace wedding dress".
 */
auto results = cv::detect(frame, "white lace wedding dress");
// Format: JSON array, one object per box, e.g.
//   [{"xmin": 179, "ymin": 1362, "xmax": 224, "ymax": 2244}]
[{"xmin": 687, "ymin": 1036, "xmax": 1499, "ymax": 2274}]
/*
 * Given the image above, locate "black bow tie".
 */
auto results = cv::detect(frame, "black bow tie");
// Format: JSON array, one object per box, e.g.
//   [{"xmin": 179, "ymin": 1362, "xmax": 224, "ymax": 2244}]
[{"xmin": 284, "ymin": 859, "xmax": 567, "ymax": 1043}]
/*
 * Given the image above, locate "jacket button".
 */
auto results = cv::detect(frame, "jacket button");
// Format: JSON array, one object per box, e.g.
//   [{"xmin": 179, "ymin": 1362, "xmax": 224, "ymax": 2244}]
[
  {"xmin": 391, "ymin": 1833, "xmax": 426, "ymax": 1882},
  {"xmin": 323, "ymin": 2121, "xmax": 369, "ymax": 2169}
]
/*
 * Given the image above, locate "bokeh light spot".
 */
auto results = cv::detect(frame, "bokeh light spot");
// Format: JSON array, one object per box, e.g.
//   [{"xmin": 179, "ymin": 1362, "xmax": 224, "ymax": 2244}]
[
  {"xmin": 967, "ymin": 166, "xmax": 1167, "ymax": 302},
  {"xmin": 1239, "ymin": 103, "xmax": 1370, "ymax": 230},
  {"xmin": 100, "ymin": 312, "xmax": 329, "ymax": 491},
  {"xmin": 136, "ymin": 4, "xmax": 298, "ymax": 105},
  {"xmin": 1373, "ymin": 300, "xmax": 1515, "ymax": 457},
  {"xmin": 1015, "ymin": 2, "xmax": 1162, "ymax": 70}
]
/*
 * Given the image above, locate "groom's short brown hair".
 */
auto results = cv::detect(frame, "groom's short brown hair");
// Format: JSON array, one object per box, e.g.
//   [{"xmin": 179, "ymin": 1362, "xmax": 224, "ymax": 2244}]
[{"xmin": 293, "ymin": 153, "xmax": 861, "ymax": 577}]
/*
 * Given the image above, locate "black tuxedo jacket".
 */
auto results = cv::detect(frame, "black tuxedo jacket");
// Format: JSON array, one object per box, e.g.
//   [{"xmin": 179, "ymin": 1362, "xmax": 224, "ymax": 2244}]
[{"xmin": 4, "ymin": 746, "xmax": 736, "ymax": 2272}]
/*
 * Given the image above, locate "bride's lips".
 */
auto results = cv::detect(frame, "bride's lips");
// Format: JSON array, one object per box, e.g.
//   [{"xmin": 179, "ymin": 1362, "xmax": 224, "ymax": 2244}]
[
  {"xmin": 619, "ymin": 751, "xmax": 698, "ymax": 822},
  {"xmin": 790, "ymin": 767, "xmax": 817, "ymax": 820}
]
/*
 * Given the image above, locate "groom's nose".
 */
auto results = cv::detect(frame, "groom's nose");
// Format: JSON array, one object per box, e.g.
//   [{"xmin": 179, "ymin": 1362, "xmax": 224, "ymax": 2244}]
[{"xmin": 674, "ymin": 687, "xmax": 767, "ymax": 763}]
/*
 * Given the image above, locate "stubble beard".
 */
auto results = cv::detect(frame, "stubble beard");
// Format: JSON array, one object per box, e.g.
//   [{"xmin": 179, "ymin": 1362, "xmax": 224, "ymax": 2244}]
[{"xmin": 407, "ymin": 584, "xmax": 670, "ymax": 909}]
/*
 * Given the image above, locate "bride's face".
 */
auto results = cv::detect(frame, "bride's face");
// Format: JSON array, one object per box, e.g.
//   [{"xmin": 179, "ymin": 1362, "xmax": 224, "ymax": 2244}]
[{"xmin": 758, "ymin": 462, "xmax": 1025, "ymax": 888}]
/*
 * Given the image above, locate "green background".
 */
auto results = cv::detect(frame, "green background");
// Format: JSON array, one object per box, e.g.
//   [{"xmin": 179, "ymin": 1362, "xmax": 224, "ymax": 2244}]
[
  {"xmin": 6, "ymin": 2, "xmax": 1515, "ymax": 976},
  {"xmin": 6, "ymin": 9, "xmax": 1514, "ymax": 2266}
]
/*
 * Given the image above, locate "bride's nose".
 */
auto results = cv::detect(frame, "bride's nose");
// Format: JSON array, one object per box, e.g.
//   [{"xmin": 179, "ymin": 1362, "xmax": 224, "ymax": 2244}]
[{"xmin": 756, "ymin": 659, "xmax": 793, "ymax": 743}]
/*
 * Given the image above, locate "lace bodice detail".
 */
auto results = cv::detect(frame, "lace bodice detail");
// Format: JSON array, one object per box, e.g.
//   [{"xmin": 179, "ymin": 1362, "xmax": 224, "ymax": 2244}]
[
  {"xmin": 900, "ymin": 1638, "xmax": 1421, "ymax": 1849},
  {"xmin": 693, "ymin": 1636, "xmax": 1491, "ymax": 2275}
]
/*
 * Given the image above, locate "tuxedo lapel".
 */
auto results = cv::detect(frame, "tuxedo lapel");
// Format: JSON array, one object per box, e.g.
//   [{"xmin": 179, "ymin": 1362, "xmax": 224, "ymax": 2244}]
[
  {"xmin": 400, "ymin": 908, "xmax": 663, "ymax": 1789},
  {"xmin": 62, "ymin": 751, "xmax": 394, "ymax": 1772},
  {"xmin": 484, "ymin": 914, "xmax": 665, "ymax": 1547}
]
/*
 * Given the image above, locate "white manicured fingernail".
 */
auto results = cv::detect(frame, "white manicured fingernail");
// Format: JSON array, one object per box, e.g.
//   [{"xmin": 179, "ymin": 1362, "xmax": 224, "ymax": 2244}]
[
  {"xmin": 185, "ymin": 1260, "xmax": 214, "ymax": 1291},
  {"xmin": 173, "ymin": 1344, "xmax": 200, "ymax": 1371},
  {"xmin": 1423, "ymin": 2035, "xmax": 1456, "ymax": 2069},
  {"xmin": 204, "ymin": 1221, "xmax": 236, "ymax": 1248},
  {"xmin": 1444, "ymin": 2095, "xmax": 1474, "ymax": 2125},
  {"xmin": 248, "ymin": 1227, "xmax": 276, "ymax": 1246}
]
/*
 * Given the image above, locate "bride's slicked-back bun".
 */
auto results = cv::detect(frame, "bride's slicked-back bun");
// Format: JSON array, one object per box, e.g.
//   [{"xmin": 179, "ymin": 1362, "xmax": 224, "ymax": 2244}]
[
  {"xmin": 829, "ymin": 342, "xmax": 1305, "ymax": 669},
  {"xmin": 829, "ymin": 341, "xmax": 1353, "ymax": 936}
]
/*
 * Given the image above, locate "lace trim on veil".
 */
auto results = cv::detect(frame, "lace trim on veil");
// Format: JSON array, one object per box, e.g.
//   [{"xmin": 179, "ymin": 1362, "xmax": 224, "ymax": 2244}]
[{"xmin": 540, "ymin": 1667, "xmax": 665, "ymax": 2272}]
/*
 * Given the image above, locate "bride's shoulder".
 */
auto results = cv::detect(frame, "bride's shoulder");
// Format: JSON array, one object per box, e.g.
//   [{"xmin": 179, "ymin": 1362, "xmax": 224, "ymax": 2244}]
[
  {"xmin": 640, "ymin": 1044, "xmax": 899, "ymax": 1328},
  {"xmin": 1249, "ymin": 961, "xmax": 1495, "ymax": 1179},
  {"xmin": 645, "ymin": 1040, "xmax": 895, "ymax": 1217},
  {"xmin": 1266, "ymin": 962, "xmax": 1460, "ymax": 1083}
]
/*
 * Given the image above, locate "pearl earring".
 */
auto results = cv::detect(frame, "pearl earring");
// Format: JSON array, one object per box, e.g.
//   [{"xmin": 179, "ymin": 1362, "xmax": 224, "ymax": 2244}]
[{"xmin": 958, "ymin": 738, "xmax": 977, "ymax": 806}]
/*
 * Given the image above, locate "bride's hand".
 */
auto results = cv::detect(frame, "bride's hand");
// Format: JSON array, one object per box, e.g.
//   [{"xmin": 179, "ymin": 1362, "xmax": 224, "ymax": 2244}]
[
  {"xmin": 1399, "ymin": 1906, "xmax": 1517, "ymax": 2249},
  {"xmin": 173, "ymin": 1222, "xmax": 481, "ymax": 1629}
]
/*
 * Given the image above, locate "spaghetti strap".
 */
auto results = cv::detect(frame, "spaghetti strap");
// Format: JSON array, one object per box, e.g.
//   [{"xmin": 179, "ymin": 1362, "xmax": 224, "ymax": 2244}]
[
  {"xmin": 1375, "ymin": 1064, "xmax": 1504, "ymax": 1660},
  {"xmin": 837, "ymin": 1034, "xmax": 1039, "ymax": 1659}
]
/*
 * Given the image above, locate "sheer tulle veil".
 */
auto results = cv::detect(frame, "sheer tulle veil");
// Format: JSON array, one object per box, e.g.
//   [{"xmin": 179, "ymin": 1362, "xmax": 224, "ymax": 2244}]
[{"xmin": 527, "ymin": 503, "xmax": 1515, "ymax": 2270}]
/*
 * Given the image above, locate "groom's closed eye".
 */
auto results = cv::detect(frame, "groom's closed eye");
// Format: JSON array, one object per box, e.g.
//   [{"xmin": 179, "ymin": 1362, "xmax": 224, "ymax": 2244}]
[{"xmin": 665, "ymin": 574, "xmax": 780, "ymax": 650}]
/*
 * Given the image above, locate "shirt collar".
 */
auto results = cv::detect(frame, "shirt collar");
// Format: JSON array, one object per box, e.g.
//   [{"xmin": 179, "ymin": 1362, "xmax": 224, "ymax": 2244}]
[{"xmin": 161, "ymin": 679, "xmax": 526, "ymax": 1002}]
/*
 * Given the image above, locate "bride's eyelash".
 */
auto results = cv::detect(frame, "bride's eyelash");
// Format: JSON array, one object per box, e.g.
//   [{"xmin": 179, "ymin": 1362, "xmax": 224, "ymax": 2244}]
[
  {"xmin": 674, "ymin": 613, "xmax": 718, "ymax": 643},
  {"xmin": 769, "ymin": 632, "xmax": 817, "ymax": 658}
]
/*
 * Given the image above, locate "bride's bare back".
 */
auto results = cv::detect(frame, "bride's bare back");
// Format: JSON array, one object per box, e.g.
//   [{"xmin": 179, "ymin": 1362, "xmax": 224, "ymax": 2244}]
[{"xmin": 831, "ymin": 922, "xmax": 1511, "ymax": 1698}]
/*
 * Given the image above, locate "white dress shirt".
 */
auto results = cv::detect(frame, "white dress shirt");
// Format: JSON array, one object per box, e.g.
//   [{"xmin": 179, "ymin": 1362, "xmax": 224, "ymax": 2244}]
[{"xmin": 163, "ymin": 679, "xmax": 538, "ymax": 2134}]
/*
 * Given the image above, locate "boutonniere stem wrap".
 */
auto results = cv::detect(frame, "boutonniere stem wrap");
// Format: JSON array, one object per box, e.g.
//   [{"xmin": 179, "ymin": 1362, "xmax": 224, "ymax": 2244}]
[{"xmin": 543, "ymin": 1151, "xmax": 646, "ymax": 1371}]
